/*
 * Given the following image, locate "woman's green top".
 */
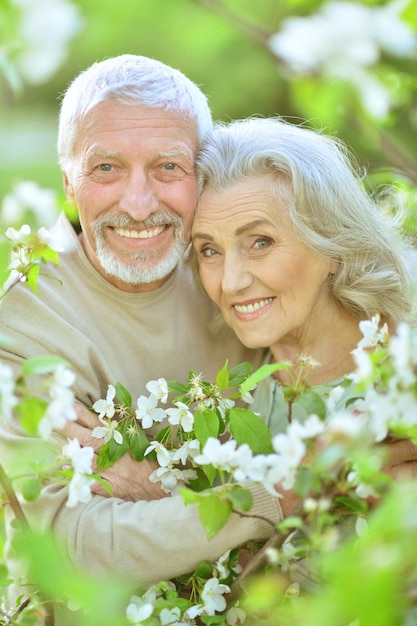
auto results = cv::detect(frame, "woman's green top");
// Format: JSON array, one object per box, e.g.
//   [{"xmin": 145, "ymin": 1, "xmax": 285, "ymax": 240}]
[{"xmin": 251, "ymin": 352, "xmax": 357, "ymax": 435}]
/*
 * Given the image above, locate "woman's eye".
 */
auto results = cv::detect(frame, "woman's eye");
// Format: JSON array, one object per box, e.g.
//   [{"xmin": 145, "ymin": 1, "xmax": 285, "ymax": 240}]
[
  {"xmin": 254, "ymin": 237, "xmax": 271, "ymax": 249},
  {"xmin": 201, "ymin": 246, "xmax": 219, "ymax": 258}
]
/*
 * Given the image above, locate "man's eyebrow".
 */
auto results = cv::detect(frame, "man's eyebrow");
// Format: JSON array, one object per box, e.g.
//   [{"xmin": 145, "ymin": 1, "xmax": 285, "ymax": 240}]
[
  {"xmin": 158, "ymin": 149, "xmax": 193, "ymax": 159},
  {"xmin": 85, "ymin": 150, "xmax": 122, "ymax": 161}
]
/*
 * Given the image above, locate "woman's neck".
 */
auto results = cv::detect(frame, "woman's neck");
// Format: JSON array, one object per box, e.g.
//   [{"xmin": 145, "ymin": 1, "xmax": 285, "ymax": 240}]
[{"xmin": 270, "ymin": 307, "xmax": 363, "ymax": 386}]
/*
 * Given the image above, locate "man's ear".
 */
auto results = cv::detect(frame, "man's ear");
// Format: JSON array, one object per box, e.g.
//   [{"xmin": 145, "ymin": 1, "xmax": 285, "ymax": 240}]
[{"xmin": 63, "ymin": 172, "xmax": 74, "ymax": 201}]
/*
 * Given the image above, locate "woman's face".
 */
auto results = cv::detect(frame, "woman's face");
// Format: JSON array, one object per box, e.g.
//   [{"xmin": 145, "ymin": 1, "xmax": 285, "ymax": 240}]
[{"xmin": 192, "ymin": 175, "xmax": 338, "ymax": 351}]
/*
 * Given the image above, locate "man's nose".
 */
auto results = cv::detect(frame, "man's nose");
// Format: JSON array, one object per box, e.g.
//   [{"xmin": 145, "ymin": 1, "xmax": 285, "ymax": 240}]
[
  {"xmin": 119, "ymin": 171, "xmax": 159, "ymax": 220},
  {"xmin": 221, "ymin": 253, "xmax": 253, "ymax": 294}
]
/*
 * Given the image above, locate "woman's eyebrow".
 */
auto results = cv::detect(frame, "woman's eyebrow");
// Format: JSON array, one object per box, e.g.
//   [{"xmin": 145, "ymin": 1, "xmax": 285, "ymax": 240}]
[
  {"xmin": 235, "ymin": 218, "xmax": 272, "ymax": 236},
  {"xmin": 192, "ymin": 218, "xmax": 273, "ymax": 242}
]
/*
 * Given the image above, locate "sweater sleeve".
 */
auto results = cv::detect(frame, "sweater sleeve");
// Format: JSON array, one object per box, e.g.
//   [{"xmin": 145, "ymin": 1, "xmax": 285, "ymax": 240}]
[{"xmin": 6, "ymin": 461, "xmax": 281, "ymax": 587}]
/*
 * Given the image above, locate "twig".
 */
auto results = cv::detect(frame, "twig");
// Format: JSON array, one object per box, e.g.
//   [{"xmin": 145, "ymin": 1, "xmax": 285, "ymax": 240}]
[
  {"xmin": 193, "ymin": 0, "xmax": 271, "ymax": 46},
  {"xmin": 0, "ymin": 463, "xmax": 29, "ymax": 527},
  {"xmin": 0, "ymin": 595, "xmax": 31, "ymax": 625},
  {"xmin": 229, "ymin": 502, "xmax": 304, "ymax": 602}
]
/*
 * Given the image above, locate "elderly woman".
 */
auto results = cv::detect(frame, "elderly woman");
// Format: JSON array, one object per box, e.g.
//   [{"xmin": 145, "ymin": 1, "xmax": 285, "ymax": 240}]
[{"xmin": 192, "ymin": 117, "xmax": 417, "ymax": 435}]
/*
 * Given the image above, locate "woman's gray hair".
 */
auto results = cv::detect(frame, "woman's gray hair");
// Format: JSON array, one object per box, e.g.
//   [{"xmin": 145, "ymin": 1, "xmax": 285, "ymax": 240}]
[
  {"xmin": 58, "ymin": 54, "xmax": 213, "ymax": 172},
  {"xmin": 196, "ymin": 117, "xmax": 417, "ymax": 325}
]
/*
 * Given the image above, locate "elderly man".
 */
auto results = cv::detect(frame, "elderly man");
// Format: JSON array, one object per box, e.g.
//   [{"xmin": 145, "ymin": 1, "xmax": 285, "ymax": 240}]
[{"xmin": 0, "ymin": 55, "xmax": 282, "ymax": 621}]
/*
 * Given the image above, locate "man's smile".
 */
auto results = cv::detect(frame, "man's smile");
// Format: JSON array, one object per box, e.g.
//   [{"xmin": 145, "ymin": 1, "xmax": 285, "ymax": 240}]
[{"xmin": 114, "ymin": 225, "xmax": 167, "ymax": 239}]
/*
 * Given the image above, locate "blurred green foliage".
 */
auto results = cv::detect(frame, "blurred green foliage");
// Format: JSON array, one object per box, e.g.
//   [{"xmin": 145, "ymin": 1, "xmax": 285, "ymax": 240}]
[{"xmin": 1, "ymin": 0, "xmax": 416, "ymax": 205}]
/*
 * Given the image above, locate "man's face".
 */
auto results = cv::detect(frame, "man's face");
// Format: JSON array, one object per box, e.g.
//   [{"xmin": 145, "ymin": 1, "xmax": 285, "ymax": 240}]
[{"xmin": 64, "ymin": 100, "xmax": 199, "ymax": 292}]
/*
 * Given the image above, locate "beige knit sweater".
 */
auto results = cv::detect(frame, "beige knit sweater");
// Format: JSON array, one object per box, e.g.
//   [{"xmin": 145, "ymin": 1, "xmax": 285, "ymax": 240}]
[{"xmin": 0, "ymin": 213, "xmax": 282, "ymax": 595}]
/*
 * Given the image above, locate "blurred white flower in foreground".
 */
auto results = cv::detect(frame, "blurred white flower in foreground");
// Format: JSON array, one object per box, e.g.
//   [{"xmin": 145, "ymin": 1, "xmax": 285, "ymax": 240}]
[
  {"xmin": 13, "ymin": 0, "xmax": 84, "ymax": 85},
  {"xmin": 269, "ymin": 0, "xmax": 417, "ymax": 117},
  {"xmin": 1, "ymin": 181, "xmax": 60, "ymax": 228}
]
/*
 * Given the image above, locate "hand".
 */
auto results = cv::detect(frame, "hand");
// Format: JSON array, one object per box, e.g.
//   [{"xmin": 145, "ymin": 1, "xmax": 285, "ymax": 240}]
[
  {"xmin": 59, "ymin": 403, "xmax": 167, "ymax": 501},
  {"xmin": 382, "ymin": 437, "xmax": 417, "ymax": 480},
  {"xmin": 94, "ymin": 452, "xmax": 166, "ymax": 501}
]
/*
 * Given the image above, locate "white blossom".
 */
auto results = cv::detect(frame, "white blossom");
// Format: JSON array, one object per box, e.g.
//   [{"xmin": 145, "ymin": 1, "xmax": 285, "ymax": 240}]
[
  {"xmin": 14, "ymin": 0, "xmax": 84, "ymax": 85},
  {"xmin": 166, "ymin": 401, "xmax": 194, "ymax": 432},
  {"xmin": 146, "ymin": 378, "xmax": 169, "ymax": 404},
  {"xmin": 160, "ymin": 607, "xmax": 189, "ymax": 625},
  {"xmin": 92, "ymin": 384, "xmax": 116, "ymax": 419},
  {"xmin": 135, "ymin": 394, "xmax": 166, "ymax": 429},
  {"xmin": 145, "ymin": 441, "xmax": 173, "ymax": 467},
  {"xmin": 126, "ymin": 595, "xmax": 154, "ymax": 624},
  {"xmin": 350, "ymin": 347, "xmax": 373, "ymax": 383},
  {"xmin": 389, "ymin": 322, "xmax": 417, "ymax": 387},
  {"xmin": 201, "ymin": 577, "xmax": 230, "ymax": 616},
  {"xmin": 62, "ymin": 438, "xmax": 94, "ymax": 474},
  {"xmin": 149, "ymin": 465, "xmax": 197, "ymax": 494},
  {"xmin": 355, "ymin": 516, "xmax": 368, "ymax": 538},
  {"xmin": 1, "ymin": 181, "xmax": 59, "ymax": 228},
  {"xmin": 5, "ymin": 224, "xmax": 31, "ymax": 243},
  {"xmin": 172, "ymin": 439, "xmax": 201, "ymax": 464},
  {"xmin": 195, "ymin": 438, "xmax": 249, "ymax": 472},
  {"xmin": 92, "ymin": 417, "xmax": 123, "ymax": 445},
  {"xmin": 357, "ymin": 315, "xmax": 389, "ymax": 350},
  {"xmin": 268, "ymin": 1, "xmax": 417, "ymax": 117},
  {"xmin": 226, "ymin": 601, "xmax": 246, "ymax": 625},
  {"xmin": 38, "ymin": 366, "xmax": 77, "ymax": 439},
  {"xmin": 66, "ymin": 472, "xmax": 94, "ymax": 508},
  {"xmin": 0, "ymin": 363, "xmax": 18, "ymax": 420}
]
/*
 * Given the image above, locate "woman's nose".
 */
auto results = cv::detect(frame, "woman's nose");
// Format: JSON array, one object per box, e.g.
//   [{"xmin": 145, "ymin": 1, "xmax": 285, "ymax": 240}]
[{"xmin": 221, "ymin": 254, "xmax": 253, "ymax": 294}]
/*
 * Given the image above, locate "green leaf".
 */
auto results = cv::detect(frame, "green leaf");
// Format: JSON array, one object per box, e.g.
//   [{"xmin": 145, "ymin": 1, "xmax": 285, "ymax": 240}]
[
  {"xmin": 128, "ymin": 423, "xmax": 150, "ymax": 461},
  {"xmin": 179, "ymin": 487, "xmax": 200, "ymax": 505},
  {"xmin": 197, "ymin": 494, "xmax": 232, "ymax": 539},
  {"xmin": 21, "ymin": 355, "xmax": 72, "ymax": 377},
  {"xmin": 21, "ymin": 477, "xmax": 42, "ymax": 501},
  {"xmin": 194, "ymin": 408, "xmax": 220, "ymax": 447},
  {"xmin": 188, "ymin": 469, "xmax": 212, "ymax": 492},
  {"xmin": 40, "ymin": 247, "xmax": 60, "ymax": 265},
  {"xmin": 18, "ymin": 397, "xmax": 48, "ymax": 436},
  {"xmin": 201, "ymin": 463, "xmax": 217, "ymax": 487},
  {"xmin": 96, "ymin": 442, "xmax": 113, "ymax": 471},
  {"xmin": 108, "ymin": 430, "xmax": 129, "ymax": 463},
  {"xmin": 240, "ymin": 362, "xmax": 290, "ymax": 395},
  {"xmin": 114, "ymin": 382, "xmax": 132, "ymax": 408},
  {"xmin": 228, "ymin": 361, "xmax": 253, "ymax": 387},
  {"xmin": 167, "ymin": 380, "xmax": 189, "ymax": 395},
  {"xmin": 216, "ymin": 360, "xmax": 229, "ymax": 391},
  {"xmin": 295, "ymin": 466, "xmax": 319, "ymax": 499},
  {"xmin": 229, "ymin": 407, "xmax": 273, "ymax": 454},
  {"xmin": 228, "ymin": 486, "xmax": 253, "ymax": 512},
  {"xmin": 299, "ymin": 390, "xmax": 327, "ymax": 421},
  {"xmin": 277, "ymin": 516, "xmax": 304, "ymax": 532},
  {"xmin": 194, "ymin": 560, "xmax": 212, "ymax": 578},
  {"xmin": 25, "ymin": 263, "xmax": 41, "ymax": 293}
]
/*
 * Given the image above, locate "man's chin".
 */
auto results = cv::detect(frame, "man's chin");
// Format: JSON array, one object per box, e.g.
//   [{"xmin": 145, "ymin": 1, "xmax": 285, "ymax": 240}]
[{"xmin": 98, "ymin": 251, "xmax": 182, "ymax": 285}]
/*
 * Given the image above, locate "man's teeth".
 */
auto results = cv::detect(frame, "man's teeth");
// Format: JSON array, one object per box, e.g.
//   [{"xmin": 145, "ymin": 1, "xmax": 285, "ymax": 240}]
[
  {"xmin": 234, "ymin": 298, "xmax": 274, "ymax": 314},
  {"xmin": 115, "ymin": 226, "xmax": 165, "ymax": 239}
]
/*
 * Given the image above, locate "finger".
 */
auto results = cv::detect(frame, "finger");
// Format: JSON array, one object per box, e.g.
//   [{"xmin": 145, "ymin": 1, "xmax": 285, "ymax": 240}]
[
  {"xmin": 59, "ymin": 421, "xmax": 104, "ymax": 452},
  {"xmin": 386, "ymin": 439, "xmax": 417, "ymax": 466},
  {"xmin": 74, "ymin": 403, "xmax": 101, "ymax": 429},
  {"xmin": 390, "ymin": 461, "xmax": 417, "ymax": 480}
]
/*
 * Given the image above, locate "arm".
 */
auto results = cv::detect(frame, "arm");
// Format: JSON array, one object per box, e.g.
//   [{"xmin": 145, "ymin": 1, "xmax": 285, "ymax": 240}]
[{"xmin": 1, "ymin": 416, "xmax": 282, "ymax": 588}]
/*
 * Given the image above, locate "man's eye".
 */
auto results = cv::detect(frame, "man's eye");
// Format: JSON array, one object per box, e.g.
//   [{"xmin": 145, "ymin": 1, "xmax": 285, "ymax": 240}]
[
  {"xmin": 163, "ymin": 163, "xmax": 177, "ymax": 170},
  {"xmin": 99, "ymin": 164, "xmax": 113, "ymax": 171}
]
